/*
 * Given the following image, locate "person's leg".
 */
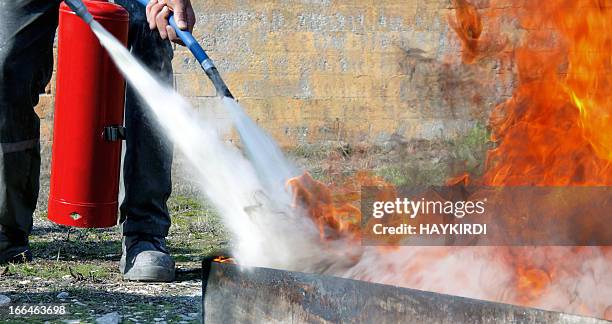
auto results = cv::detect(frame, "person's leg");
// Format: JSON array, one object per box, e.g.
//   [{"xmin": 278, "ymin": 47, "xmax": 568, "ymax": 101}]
[
  {"xmin": 0, "ymin": 0, "xmax": 59, "ymax": 264},
  {"xmin": 117, "ymin": 0, "xmax": 173, "ymax": 239},
  {"xmin": 114, "ymin": 0, "xmax": 175, "ymax": 281}
]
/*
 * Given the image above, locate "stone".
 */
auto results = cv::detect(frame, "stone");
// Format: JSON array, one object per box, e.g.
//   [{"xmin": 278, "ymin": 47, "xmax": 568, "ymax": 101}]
[
  {"xmin": 0, "ymin": 295, "xmax": 11, "ymax": 306},
  {"xmin": 95, "ymin": 312, "xmax": 121, "ymax": 324}
]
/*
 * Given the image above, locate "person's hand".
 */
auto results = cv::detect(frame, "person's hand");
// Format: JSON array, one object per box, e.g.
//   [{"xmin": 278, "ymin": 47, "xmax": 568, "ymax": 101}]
[{"xmin": 146, "ymin": 0, "xmax": 196, "ymax": 45}]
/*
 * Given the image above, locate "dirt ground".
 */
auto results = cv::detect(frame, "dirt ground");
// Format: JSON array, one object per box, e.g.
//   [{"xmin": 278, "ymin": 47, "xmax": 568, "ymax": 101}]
[
  {"xmin": 0, "ymin": 127, "xmax": 488, "ymax": 323},
  {"xmin": 1, "ymin": 194, "xmax": 226, "ymax": 324}
]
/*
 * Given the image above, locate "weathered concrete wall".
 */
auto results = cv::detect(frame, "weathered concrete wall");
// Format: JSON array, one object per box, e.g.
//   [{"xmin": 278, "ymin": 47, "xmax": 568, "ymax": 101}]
[
  {"xmin": 178, "ymin": 0, "xmax": 510, "ymax": 146},
  {"xmin": 36, "ymin": 0, "xmax": 513, "ymax": 148}
]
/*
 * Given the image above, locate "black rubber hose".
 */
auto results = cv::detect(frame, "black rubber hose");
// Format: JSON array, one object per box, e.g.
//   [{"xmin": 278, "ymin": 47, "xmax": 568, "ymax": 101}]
[{"xmin": 64, "ymin": 0, "xmax": 94, "ymax": 24}]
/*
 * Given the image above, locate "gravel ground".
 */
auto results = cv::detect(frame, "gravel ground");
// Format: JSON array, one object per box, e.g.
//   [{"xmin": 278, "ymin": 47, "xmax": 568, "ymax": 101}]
[{"xmin": 1, "ymin": 194, "xmax": 228, "ymax": 324}]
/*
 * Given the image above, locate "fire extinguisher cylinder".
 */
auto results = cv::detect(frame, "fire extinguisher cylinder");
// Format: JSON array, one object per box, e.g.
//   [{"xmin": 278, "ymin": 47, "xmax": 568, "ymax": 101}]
[{"xmin": 48, "ymin": 0, "xmax": 130, "ymax": 228}]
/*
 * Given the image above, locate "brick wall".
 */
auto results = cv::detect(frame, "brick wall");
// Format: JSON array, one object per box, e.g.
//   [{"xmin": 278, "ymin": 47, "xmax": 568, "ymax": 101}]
[{"xmin": 37, "ymin": 0, "xmax": 515, "ymax": 148}]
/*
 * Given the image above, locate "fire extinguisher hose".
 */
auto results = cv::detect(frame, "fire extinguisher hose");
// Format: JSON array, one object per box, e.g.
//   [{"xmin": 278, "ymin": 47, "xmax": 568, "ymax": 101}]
[
  {"xmin": 63, "ymin": 0, "xmax": 234, "ymax": 99},
  {"xmin": 134, "ymin": 0, "xmax": 234, "ymax": 99},
  {"xmin": 64, "ymin": 0, "xmax": 95, "ymax": 24}
]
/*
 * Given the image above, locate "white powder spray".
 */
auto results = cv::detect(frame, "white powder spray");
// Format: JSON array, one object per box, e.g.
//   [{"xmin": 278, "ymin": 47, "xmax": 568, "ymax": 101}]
[
  {"xmin": 90, "ymin": 21, "xmax": 327, "ymax": 270},
  {"xmin": 89, "ymin": 21, "xmax": 611, "ymax": 319}
]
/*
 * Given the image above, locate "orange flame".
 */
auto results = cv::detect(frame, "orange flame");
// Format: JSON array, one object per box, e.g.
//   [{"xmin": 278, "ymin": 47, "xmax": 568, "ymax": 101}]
[
  {"xmin": 287, "ymin": 171, "xmax": 397, "ymax": 242},
  {"xmin": 449, "ymin": 0, "xmax": 483, "ymax": 63},
  {"xmin": 453, "ymin": 0, "xmax": 612, "ymax": 312},
  {"xmin": 213, "ymin": 256, "xmax": 235, "ymax": 264},
  {"xmin": 482, "ymin": 1, "xmax": 612, "ymax": 186},
  {"xmin": 286, "ymin": 0, "xmax": 611, "ymax": 318},
  {"xmin": 516, "ymin": 267, "xmax": 551, "ymax": 303},
  {"xmin": 449, "ymin": 0, "xmax": 507, "ymax": 64}
]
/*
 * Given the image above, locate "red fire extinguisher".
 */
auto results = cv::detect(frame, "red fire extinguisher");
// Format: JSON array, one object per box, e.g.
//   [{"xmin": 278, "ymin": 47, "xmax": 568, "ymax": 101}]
[{"xmin": 48, "ymin": 0, "xmax": 129, "ymax": 228}]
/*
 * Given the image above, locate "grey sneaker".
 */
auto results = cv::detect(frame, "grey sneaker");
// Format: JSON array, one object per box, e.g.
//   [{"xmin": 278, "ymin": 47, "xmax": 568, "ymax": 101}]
[
  {"xmin": 0, "ymin": 227, "xmax": 32, "ymax": 265},
  {"xmin": 120, "ymin": 235, "xmax": 175, "ymax": 282}
]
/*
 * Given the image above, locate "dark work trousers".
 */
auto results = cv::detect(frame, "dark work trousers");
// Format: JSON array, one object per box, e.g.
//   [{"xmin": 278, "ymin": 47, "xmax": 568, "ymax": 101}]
[{"xmin": 0, "ymin": 0, "xmax": 174, "ymax": 239}]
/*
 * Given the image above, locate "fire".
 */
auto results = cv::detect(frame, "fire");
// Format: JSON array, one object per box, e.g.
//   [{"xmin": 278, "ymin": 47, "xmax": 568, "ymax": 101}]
[
  {"xmin": 556, "ymin": 1, "xmax": 612, "ymax": 163},
  {"xmin": 516, "ymin": 267, "xmax": 551, "ymax": 303},
  {"xmin": 453, "ymin": 0, "xmax": 612, "ymax": 314},
  {"xmin": 482, "ymin": 1, "xmax": 612, "ymax": 186},
  {"xmin": 449, "ymin": 0, "xmax": 482, "ymax": 63},
  {"xmin": 213, "ymin": 256, "xmax": 235, "ymax": 264},
  {"xmin": 287, "ymin": 171, "xmax": 396, "ymax": 242},
  {"xmin": 481, "ymin": 3, "xmax": 612, "ymax": 313},
  {"xmin": 448, "ymin": 0, "xmax": 507, "ymax": 64},
  {"xmin": 287, "ymin": 172, "xmax": 360, "ymax": 241},
  {"xmin": 286, "ymin": 0, "xmax": 611, "ymax": 319}
]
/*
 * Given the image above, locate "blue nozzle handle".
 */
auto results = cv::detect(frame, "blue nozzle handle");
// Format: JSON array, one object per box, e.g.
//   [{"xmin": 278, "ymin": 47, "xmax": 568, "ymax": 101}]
[
  {"xmin": 134, "ymin": 0, "xmax": 233, "ymax": 98},
  {"xmin": 168, "ymin": 16, "xmax": 212, "ymax": 67},
  {"xmin": 134, "ymin": 0, "xmax": 210, "ymax": 68}
]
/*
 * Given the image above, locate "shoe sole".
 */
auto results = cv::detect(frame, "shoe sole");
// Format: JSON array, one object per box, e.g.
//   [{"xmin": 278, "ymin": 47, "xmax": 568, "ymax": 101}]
[
  {"xmin": 0, "ymin": 247, "xmax": 32, "ymax": 265},
  {"xmin": 122, "ymin": 265, "xmax": 175, "ymax": 282}
]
